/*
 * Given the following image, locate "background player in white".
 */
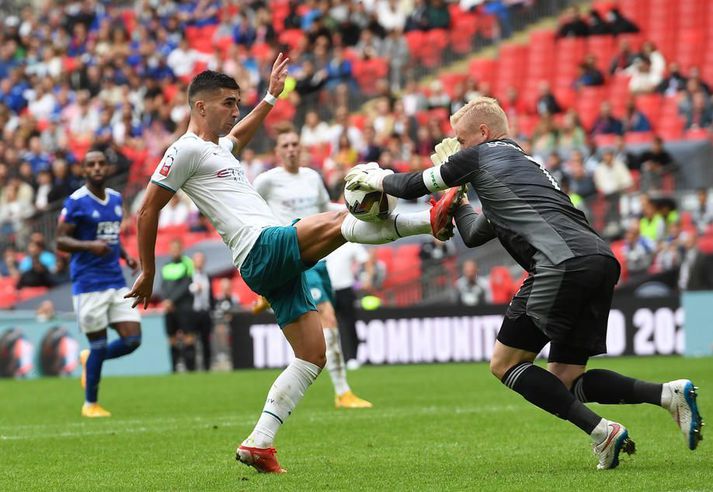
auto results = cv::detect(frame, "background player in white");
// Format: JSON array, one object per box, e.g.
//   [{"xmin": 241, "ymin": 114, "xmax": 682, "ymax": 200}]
[
  {"xmin": 56, "ymin": 150, "xmax": 141, "ymax": 418},
  {"xmin": 253, "ymin": 125, "xmax": 372, "ymax": 409},
  {"xmin": 125, "ymin": 58, "xmax": 463, "ymax": 473}
]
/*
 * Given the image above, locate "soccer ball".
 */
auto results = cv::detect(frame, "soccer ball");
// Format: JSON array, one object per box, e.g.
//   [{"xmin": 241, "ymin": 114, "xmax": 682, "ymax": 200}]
[{"xmin": 344, "ymin": 187, "xmax": 398, "ymax": 222}]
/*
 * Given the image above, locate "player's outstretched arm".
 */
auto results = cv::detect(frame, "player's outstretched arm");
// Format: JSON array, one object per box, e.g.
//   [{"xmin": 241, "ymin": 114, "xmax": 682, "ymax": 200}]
[
  {"xmin": 226, "ymin": 52, "xmax": 289, "ymax": 156},
  {"xmin": 125, "ymin": 183, "xmax": 174, "ymax": 308}
]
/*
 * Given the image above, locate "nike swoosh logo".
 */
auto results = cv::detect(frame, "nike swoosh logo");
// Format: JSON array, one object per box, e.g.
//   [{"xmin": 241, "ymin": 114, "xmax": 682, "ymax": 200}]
[{"xmin": 602, "ymin": 423, "xmax": 621, "ymax": 449}]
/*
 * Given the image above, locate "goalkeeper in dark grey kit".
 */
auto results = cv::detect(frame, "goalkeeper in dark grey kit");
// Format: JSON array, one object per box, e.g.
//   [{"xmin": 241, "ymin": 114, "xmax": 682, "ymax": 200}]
[{"xmin": 345, "ymin": 96, "xmax": 703, "ymax": 470}]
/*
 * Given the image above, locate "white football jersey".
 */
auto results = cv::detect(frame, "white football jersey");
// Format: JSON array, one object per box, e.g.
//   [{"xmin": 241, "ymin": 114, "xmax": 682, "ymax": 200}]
[
  {"xmin": 253, "ymin": 166, "xmax": 330, "ymax": 225},
  {"xmin": 151, "ymin": 132, "xmax": 279, "ymax": 269}
]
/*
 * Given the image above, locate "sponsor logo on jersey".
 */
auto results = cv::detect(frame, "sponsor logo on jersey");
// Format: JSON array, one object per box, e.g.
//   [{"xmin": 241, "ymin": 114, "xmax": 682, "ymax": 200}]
[{"xmin": 216, "ymin": 166, "xmax": 247, "ymax": 183}]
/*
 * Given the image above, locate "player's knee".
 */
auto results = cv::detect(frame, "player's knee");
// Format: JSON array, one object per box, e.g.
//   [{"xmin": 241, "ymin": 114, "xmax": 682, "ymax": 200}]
[
  {"xmin": 489, "ymin": 357, "xmax": 511, "ymax": 380},
  {"xmin": 301, "ymin": 350, "xmax": 326, "ymax": 369}
]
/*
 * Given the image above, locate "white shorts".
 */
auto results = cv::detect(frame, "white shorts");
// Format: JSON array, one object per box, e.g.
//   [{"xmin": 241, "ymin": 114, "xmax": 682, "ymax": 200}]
[{"xmin": 72, "ymin": 287, "xmax": 141, "ymax": 334}]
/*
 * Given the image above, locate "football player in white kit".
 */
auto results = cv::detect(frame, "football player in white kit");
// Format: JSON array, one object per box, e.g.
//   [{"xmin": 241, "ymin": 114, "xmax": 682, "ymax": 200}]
[
  {"xmin": 125, "ymin": 56, "xmax": 463, "ymax": 473},
  {"xmin": 253, "ymin": 125, "xmax": 373, "ymax": 409}
]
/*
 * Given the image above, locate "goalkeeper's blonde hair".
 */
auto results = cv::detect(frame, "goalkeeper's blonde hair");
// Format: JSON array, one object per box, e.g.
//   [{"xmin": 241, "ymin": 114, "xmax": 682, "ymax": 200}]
[{"xmin": 450, "ymin": 96, "xmax": 509, "ymax": 136}]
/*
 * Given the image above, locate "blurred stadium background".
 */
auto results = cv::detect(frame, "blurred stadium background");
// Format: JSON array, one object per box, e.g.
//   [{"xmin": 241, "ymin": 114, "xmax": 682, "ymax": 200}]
[{"xmin": 1, "ymin": 0, "xmax": 713, "ymax": 378}]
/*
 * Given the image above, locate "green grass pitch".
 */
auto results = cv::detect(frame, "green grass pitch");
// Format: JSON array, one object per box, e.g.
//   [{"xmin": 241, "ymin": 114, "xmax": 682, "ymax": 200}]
[{"xmin": 1, "ymin": 356, "xmax": 711, "ymax": 491}]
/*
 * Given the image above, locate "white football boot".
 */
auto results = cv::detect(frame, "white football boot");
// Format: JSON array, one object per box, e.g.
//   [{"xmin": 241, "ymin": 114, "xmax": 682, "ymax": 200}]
[
  {"xmin": 592, "ymin": 420, "xmax": 636, "ymax": 470},
  {"xmin": 665, "ymin": 379, "xmax": 704, "ymax": 450}
]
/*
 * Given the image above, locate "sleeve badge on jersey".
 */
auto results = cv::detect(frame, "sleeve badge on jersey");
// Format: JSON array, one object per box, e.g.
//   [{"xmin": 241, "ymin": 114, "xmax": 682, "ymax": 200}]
[{"xmin": 158, "ymin": 154, "xmax": 175, "ymax": 177}]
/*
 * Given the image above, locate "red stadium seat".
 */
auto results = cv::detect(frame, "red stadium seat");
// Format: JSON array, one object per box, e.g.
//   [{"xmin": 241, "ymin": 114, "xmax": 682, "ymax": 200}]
[
  {"xmin": 489, "ymin": 266, "xmax": 515, "ymax": 304},
  {"xmin": 352, "ymin": 57, "xmax": 389, "ymax": 96}
]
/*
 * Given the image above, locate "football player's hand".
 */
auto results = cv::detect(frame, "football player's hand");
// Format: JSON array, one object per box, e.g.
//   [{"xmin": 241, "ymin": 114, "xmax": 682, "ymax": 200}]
[
  {"xmin": 430, "ymin": 137, "xmax": 461, "ymax": 167},
  {"xmin": 125, "ymin": 272, "xmax": 154, "ymax": 309},
  {"xmin": 88, "ymin": 240, "xmax": 111, "ymax": 257},
  {"xmin": 344, "ymin": 162, "xmax": 393, "ymax": 192},
  {"xmin": 267, "ymin": 52, "xmax": 289, "ymax": 98}
]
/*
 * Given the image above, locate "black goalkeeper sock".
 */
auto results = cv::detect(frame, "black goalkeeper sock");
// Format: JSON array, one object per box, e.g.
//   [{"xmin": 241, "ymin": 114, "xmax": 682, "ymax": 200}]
[
  {"xmin": 184, "ymin": 344, "xmax": 197, "ymax": 372},
  {"xmin": 571, "ymin": 369, "xmax": 663, "ymax": 405},
  {"xmin": 170, "ymin": 345, "xmax": 181, "ymax": 372},
  {"xmin": 502, "ymin": 362, "xmax": 602, "ymax": 434}
]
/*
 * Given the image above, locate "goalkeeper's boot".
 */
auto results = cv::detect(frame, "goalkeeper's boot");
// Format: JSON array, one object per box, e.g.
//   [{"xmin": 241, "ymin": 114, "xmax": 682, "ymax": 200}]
[
  {"xmin": 81, "ymin": 402, "xmax": 112, "ymax": 418},
  {"xmin": 236, "ymin": 445, "xmax": 286, "ymax": 473},
  {"xmin": 79, "ymin": 349, "xmax": 89, "ymax": 389},
  {"xmin": 429, "ymin": 186, "xmax": 466, "ymax": 241},
  {"xmin": 335, "ymin": 390, "xmax": 373, "ymax": 409},
  {"xmin": 664, "ymin": 379, "xmax": 703, "ymax": 450},
  {"xmin": 251, "ymin": 296, "xmax": 271, "ymax": 315},
  {"xmin": 592, "ymin": 420, "xmax": 635, "ymax": 470}
]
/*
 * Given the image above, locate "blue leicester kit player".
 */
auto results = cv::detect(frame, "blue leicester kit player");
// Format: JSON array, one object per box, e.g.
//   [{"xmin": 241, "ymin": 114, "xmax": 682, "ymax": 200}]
[{"xmin": 56, "ymin": 150, "xmax": 142, "ymax": 418}]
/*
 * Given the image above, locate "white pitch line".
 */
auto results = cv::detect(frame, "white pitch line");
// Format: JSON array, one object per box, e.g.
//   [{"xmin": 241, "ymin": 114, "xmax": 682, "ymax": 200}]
[{"xmin": 0, "ymin": 404, "xmax": 519, "ymax": 441}]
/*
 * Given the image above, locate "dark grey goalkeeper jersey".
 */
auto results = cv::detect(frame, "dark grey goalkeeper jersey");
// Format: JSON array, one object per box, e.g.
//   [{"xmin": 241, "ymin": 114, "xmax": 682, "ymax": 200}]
[{"xmin": 382, "ymin": 138, "xmax": 614, "ymax": 272}]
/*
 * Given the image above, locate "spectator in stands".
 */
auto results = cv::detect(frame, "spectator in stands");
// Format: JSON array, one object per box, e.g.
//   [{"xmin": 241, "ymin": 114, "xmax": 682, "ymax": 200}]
[
  {"xmin": 591, "ymin": 101, "xmax": 624, "ymax": 136},
  {"xmin": 426, "ymin": 80, "xmax": 451, "ymax": 111},
  {"xmin": 687, "ymin": 66, "xmax": 711, "ymax": 95},
  {"xmin": 362, "ymin": 125, "xmax": 384, "ymax": 162},
  {"xmin": 691, "ymin": 188, "xmax": 713, "ymax": 233},
  {"xmin": 623, "ymin": 222, "xmax": 655, "ymax": 281},
  {"xmin": 586, "ymin": 9, "xmax": 613, "ymax": 36},
  {"xmin": 16, "ymin": 240, "xmax": 54, "ymax": 289},
  {"xmin": 622, "ymin": 99, "xmax": 652, "ymax": 133},
  {"xmin": 404, "ymin": 0, "xmax": 429, "ymax": 32},
  {"xmin": 376, "ymin": 0, "xmax": 407, "ymax": 32},
  {"xmin": 159, "ymin": 193, "xmax": 191, "ymax": 229},
  {"xmin": 34, "ymin": 169, "xmax": 54, "ymax": 211},
  {"xmin": 380, "ymin": 29, "xmax": 409, "ymax": 92},
  {"xmin": 606, "ymin": 7, "xmax": 640, "ymax": 35},
  {"xmin": 189, "ymin": 251, "xmax": 213, "ymax": 371},
  {"xmin": 535, "ymin": 81, "xmax": 561, "ymax": 116},
  {"xmin": 402, "ymin": 78, "xmax": 427, "ymax": 116},
  {"xmin": 300, "ymin": 110, "xmax": 331, "ymax": 148},
  {"xmin": 657, "ymin": 62, "xmax": 687, "ymax": 96},
  {"xmin": 556, "ymin": 5, "xmax": 589, "ymax": 38},
  {"xmin": 612, "ymin": 135, "xmax": 638, "ymax": 171},
  {"xmin": 51, "ymin": 254, "xmax": 70, "ymax": 286},
  {"xmin": 0, "ymin": 177, "xmax": 34, "ymax": 243},
  {"xmin": 679, "ymin": 230, "xmax": 713, "ymax": 290},
  {"xmin": 18, "ymin": 233, "xmax": 55, "ymax": 273},
  {"xmin": 557, "ymin": 111, "xmax": 587, "ymax": 158},
  {"xmin": 545, "ymin": 152, "xmax": 566, "ymax": 185},
  {"xmin": 638, "ymin": 41, "xmax": 666, "ymax": 80},
  {"xmin": 638, "ymin": 135, "xmax": 675, "ymax": 192},
  {"xmin": 359, "ymin": 249, "xmax": 387, "ymax": 292},
  {"xmin": 426, "ymin": 0, "xmax": 450, "ymax": 29},
  {"xmin": 454, "ymin": 259, "xmax": 492, "ymax": 306},
  {"xmin": 594, "ymin": 149, "xmax": 633, "ymax": 234},
  {"xmin": 500, "ymin": 86, "xmax": 526, "ymax": 119},
  {"xmin": 566, "ymin": 150, "xmax": 597, "ymax": 198},
  {"xmin": 653, "ymin": 220, "xmax": 683, "ymax": 273},
  {"xmin": 626, "ymin": 56, "xmax": 663, "ymax": 94},
  {"xmin": 0, "ymin": 245, "xmax": 19, "ymax": 281},
  {"xmin": 639, "ymin": 195, "xmax": 666, "ymax": 243},
  {"xmin": 328, "ymin": 105, "xmax": 365, "ymax": 157},
  {"xmin": 531, "ymin": 115, "xmax": 558, "ymax": 161},
  {"xmin": 680, "ymin": 91, "xmax": 713, "ymax": 130},
  {"xmin": 573, "ymin": 55, "xmax": 605, "ymax": 89},
  {"xmin": 609, "ymin": 39, "xmax": 636, "ymax": 75},
  {"xmin": 212, "ymin": 277, "xmax": 238, "ymax": 370}
]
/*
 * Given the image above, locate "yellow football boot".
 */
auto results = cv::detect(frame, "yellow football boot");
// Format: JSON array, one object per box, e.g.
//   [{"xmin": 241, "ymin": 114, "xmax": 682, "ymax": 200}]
[
  {"xmin": 335, "ymin": 390, "xmax": 373, "ymax": 409},
  {"xmin": 81, "ymin": 403, "xmax": 112, "ymax": 418}
]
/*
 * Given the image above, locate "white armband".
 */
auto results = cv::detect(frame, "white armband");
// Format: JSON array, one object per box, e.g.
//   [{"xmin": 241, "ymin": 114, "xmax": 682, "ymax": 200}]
[
  {"xmin": 422, "ymin": 166, "xmax": 448, "ymax": 192},
  {"xmin": 263, "ymin": 93, "xmax": 277, "ymax": 106}
]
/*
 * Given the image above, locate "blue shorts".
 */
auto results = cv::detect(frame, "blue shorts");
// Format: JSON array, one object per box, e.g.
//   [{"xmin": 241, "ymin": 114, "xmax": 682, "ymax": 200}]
[
  {"xmin": 239, "ymin": 226, "xmax": 317, "ymax": 328},
  {"xmin": 304, "ymin": 260, "xmax": 335, "ymax": 306}
]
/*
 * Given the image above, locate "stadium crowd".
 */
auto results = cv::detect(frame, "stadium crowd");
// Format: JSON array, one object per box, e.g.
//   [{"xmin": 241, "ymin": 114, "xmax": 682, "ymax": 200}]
[{"xmin": 1, "ymin": 0, "xmax": 713, "ymax": 307}]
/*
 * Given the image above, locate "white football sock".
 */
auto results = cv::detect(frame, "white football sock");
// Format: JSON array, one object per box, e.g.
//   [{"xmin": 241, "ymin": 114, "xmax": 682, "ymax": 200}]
[
  {"xmin": 340, "ymin": 211, "xmax": 431, "ymax": 244},
  {"xmin": 242, "ymin": 358, "xmax": 320, "ymax": 449},
  {"xmin": 590, "ymin": 418, "xmax": 609, "ymax": 444},
  {"xmin": 661, "ymin": 382, "xmax": 673, "ymax": 409},
  {"xmin": 324, "ymin": 327, "xmax": 350, "ymax": 396}
]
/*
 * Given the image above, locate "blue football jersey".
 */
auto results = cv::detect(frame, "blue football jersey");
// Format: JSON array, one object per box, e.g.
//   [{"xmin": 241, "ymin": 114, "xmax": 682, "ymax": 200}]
[{"xmin": 60, "ymin": 186, "xmax": 127, "ymax": 295}]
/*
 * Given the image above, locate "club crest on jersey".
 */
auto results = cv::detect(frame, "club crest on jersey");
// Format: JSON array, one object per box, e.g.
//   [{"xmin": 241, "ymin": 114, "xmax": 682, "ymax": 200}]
[{"xmin": 159, "ymin": 153, "xmax": 175, "ymax": 177}]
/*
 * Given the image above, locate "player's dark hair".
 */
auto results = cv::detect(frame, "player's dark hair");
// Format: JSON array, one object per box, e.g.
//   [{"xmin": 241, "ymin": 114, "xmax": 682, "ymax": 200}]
[
  {"xmin": 274, "ymin": 122, "xmax": 298, "ymax": 138},
  {"xmin": 188, "ymin": 71, "xmax": 240, "ymax": 107}
]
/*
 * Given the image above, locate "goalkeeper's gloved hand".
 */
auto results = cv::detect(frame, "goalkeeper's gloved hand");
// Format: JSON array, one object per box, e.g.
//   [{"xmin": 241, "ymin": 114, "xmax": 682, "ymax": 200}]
[
  {"xmin": 344, "ymin": 162, "xmax": 394, "ymax": 192},
  {"xmin": 430, "ymin": 137, "xmax": 461, "ymax": 167}
]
